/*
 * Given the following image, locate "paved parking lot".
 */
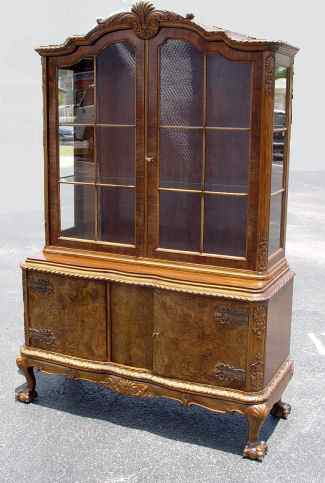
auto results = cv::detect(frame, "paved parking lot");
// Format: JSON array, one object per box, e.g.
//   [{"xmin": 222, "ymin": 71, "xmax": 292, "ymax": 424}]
[{"xmin": 1, "ymin": 171, "xmax": 324, "ymax": 482}]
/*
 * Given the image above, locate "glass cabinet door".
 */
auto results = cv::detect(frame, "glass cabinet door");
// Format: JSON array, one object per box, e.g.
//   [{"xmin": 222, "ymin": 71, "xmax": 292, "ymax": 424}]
[
  {"xmin": 269, "ymin": 64, "xmax": 290, "ymax": 257},
  {"xmin": 56, "ymin": 33, "xmax": 144, "ymax": 254},
  {"xmin": 147, "ymin": 33, "xmax": 254, "ymax": 265}
]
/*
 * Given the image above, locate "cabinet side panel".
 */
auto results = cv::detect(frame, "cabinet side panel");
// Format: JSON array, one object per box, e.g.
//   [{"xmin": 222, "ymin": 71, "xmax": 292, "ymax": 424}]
[
  {"xmin": 264, "ymin": 278, "xmax": 293, "ymax": 384},
  {"xmin": 111, "ymin": 284, "xmax": 153, "ymax": 369},
  {"xmin": 27, "ymin": 271, "xmax": 107, "ymax": 361}
]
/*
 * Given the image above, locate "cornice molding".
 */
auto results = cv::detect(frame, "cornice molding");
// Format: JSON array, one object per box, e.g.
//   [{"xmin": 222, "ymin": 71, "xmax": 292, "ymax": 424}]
[{"xmin": 36, "ymin": 1, "xmax": 298, "ymax": 56}]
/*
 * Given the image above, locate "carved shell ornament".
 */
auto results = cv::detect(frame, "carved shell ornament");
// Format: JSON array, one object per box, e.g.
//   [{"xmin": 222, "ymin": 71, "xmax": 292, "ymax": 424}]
[{"xmin": 97, "ymin": 1, "xmax": 195, "ymax": 40}]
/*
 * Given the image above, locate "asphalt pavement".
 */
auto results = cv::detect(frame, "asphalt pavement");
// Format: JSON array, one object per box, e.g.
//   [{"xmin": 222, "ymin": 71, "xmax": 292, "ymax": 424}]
[{"xmin": 1, "ymin": 171, "xmax": 324, "ymax": 483}]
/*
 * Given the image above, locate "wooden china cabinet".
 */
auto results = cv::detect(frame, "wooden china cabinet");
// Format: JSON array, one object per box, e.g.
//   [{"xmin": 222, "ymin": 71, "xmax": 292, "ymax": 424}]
[{"xmin": 16, "ymin": 2, "xmax": 298, "ymax": 461}]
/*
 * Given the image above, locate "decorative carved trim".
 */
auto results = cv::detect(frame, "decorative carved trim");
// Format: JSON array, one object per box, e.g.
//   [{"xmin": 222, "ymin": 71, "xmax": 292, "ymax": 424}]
[
  {"xmin": 251, "ymin": 303, "xmax": 267, "ymax": 338},
  {"xmin": 215, "ymin": 363, "xmax": 246, "ymax": 386},
  {"xmin": 104, "ymin": 374, "xmax": 154, "ymax": 398},
  {"xmin": 215, "ymin": 302, "xmax": 249, "ymax": 328},
  {"xmin": 29, "ymin": 277, "xmax": 54, "ymax": 295},
  {"xmin": 256, "ymin": 239, "xmax": 268, "ymax": 271},
  {"xmin": 265, "ymin": 55, "xmax": 275, "ymax": 95},
  {"xmin": 22, "ymin": 262, "xmax": 295, "ymax": 302},
  {"xmin": 21, "ymin": 345, "xmax": 294, "ymax": 403},
  {"xmin": 249, "ymin": 352, "xmax": 264, "ymax": 390},
  {"xmin": 29, "ymin": 328, "xmax": 56, "ymax": 346},
  {"xmin": 36, "ymin": 2, "xmax": 299, "ymax": 56}
]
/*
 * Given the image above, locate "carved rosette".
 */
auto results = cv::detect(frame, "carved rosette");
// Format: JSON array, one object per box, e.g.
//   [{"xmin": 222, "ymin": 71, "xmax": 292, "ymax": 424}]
[
  {"xmin": 104, "ymin": 374, "xmax": 155, "ymax": 398},
  {"xmin": 97, "ymin": 1, "xmax": 195, "ymax": 40},
  {"xmin": 265, "ymin": 55, "xmax": 275, "ymax": 96}
]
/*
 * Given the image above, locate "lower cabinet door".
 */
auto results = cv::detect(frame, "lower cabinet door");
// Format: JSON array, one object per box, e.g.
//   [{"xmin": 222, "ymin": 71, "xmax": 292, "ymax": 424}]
[
  {"xmin": 153, "ymin": 290, "xmax": 249, "ymax": 389},
  {"xmin": 26, "ymin": 271, "xmax": 107, "ymax": 361}
]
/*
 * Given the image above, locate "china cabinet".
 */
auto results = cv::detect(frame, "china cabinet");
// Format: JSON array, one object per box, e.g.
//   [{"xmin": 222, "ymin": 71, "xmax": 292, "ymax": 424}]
[{"xmin": 16, "ymin": 2, "xmax": 298, "ymax": 461}]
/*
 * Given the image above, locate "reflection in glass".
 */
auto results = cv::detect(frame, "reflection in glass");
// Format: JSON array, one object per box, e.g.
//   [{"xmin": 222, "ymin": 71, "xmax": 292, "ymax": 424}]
[
  {"xmin": 99, "ymin": 187, "xmax": 135, "ymax": 244},
  {"xmin": 60, "ymin": 183, "xmax": 95, "ymax": 239},
  {"xmin": 204, "ymin": 195, "xmax": 247, "ymax": 256},
  {"xmin": 271, "ymin": 130, "xmax": 286, "ymax": 192},
  {"xmin": 160, "ymin": 40, "xmax": 203, "ymax": 126},
  {"xmin": 97, "ymin": 126, "xmax": 135, "ymax": 185},
  {"xmin": 97, "ymin": 42, "xmax": 136, "ymax": 124},
  {"xmin": 273, "ymin": 66, "xmax": 288, "ymax": 128},
  {"xmin": 59, "ymin": 126, "xmax": 94, "ymax": 182},
  {"xmin": 159, "ymin": 128, "xmax": 202, "ymax": 189},
  {"xmin": 207, "ymin": 55, "xmax": 251, "ymax": 127},
  {"xmin": 58, "ymin": 59, "xmax": 94, "ymax": 124},
  {"xmin": 268, "ymin": 193, "xmax": 283, "ymax": 255},
  {"xmin": 205, "ymin": 131, "xmax": 249, "ymax": 193},
  {"xmin": 159, "ymin": 191, "xmax": 201, "ymax": 251}
]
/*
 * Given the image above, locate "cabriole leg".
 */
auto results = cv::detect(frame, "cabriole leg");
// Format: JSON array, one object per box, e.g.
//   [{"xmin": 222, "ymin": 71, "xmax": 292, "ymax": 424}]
[
  {"xmin": 271, "ymin": 400, "xmax": 291, "ymax": 419},
  {"xmin": 243, "ymin": 404, "xmax": 269, "ymax": 461},
  {"xmin": 16, "ymin": 356, "xmax": 37, "ymax": 403}
]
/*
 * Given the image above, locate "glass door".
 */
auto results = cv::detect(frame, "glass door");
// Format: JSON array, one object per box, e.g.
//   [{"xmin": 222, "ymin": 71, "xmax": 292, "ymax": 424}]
[
  {"xmin": 147, "ymin": 30, "xmax": 257, "ymax": 268},
  {"xmin": 53, "ymin": 31, "xmax": 145, "ymax": 256}
]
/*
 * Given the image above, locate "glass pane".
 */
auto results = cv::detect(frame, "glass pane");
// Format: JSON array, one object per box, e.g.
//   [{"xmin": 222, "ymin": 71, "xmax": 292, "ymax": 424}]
[
  {"xmin": 97, "ymin": 126, "xmax": 135, "ymax": 185},
  {"xmin": 160, "ymin": 40, "xmax": 203, "ymax": 126},
  {"xmin": 60, "ymin": 183, "xmax": 95, "ymax": 239},
  {"xmin": 159, "ymin": 191, "xmax": 201, "ymax": 251},
  {"xmin": 273, "ymin": 66, "xmax": 288, "ymax": 128},
  {"xmin": 59, "ymin": 126, "xmax": 95, "ymax": 182},
  {"xmin": 99, "ymin": 187, "xmax": 135, "ymax": 244},
  {"xmin": 271, "ymin": 130, "xmax": 286, "ymax": 192},
  {"xmin": 97, "ymin": 42, "xmax": 135, "ymax": 124},
  {"xmin": 268, "ymin": 193, "xmax": 283, "ymax": 256},
  {"xmin": 159, "ymin": 128, "xmax": 202, "ymax": 189},
  {"xmin": 207, "ymin": 55, "xmax": 251, "ymax": 127},
  {"xmin": 58, "ymin": 59, "xmax": 94, "ymax": 124},
  {"xmin": 204, "ymin": 195, "xmax": 247, "ymax": 256},
  {"xmin": 205, "ymin": 131, "xmax": 249, "ymax": 193}
]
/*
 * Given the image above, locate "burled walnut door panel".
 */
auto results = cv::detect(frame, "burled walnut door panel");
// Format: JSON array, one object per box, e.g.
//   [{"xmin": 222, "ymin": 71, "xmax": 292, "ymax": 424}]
[
  {"xmin": 110, "ymin": 283, "xmax": 154, "ymax": 369},
  {"xmin": 26, "ymin": 271, "xmax": 107, "ymax": 361},
  {"xmin": 153, "ymin": 290, "xmax": 249, "ymax": 389}
]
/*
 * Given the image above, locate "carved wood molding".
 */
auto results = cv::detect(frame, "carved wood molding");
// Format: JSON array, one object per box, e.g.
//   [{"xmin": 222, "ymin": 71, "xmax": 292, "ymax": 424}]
[
  {"xmin": 256, "ymin": 239, "xmax": 268, "ymax": 272},
  {"xmin": 249, "ymin": 352, "xmax": 265, "ymax": 391},
  {"xmin": 22, "ymin": 262, "xmax": 294, "ymax": 302},
  {"xmin": 265, "ymin": 55, "xmax": 275, "ymax": 96},
  {"xmin": 36, "ymin": 2, "xmax": 296, "ymax": 56},
  {"xmin": 104, "ymin": 374, "xmax": 154, "ymax": 398},
  {"xmin": 247, "ymin": 302, "xmax": 268, "ymax": 391},
  {"xmin": 251, "ymin": 303, "xmax": 267, "ymax": 338},
  {"xmin": 21, "ymin": 346, "xmax": 293, "ymax": 404}
]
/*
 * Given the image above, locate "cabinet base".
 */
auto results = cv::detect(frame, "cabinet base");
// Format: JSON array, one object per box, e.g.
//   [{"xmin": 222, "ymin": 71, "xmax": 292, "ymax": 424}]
[{"xmin": 16, "ymin": 346, "xmax": 293, "ymax": 461}]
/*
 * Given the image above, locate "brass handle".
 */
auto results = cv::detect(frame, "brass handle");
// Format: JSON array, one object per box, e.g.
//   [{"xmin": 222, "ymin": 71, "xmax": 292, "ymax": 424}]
[{"xmin": 145, "ymin": 156, "xmax": 154, "ymax": 163}]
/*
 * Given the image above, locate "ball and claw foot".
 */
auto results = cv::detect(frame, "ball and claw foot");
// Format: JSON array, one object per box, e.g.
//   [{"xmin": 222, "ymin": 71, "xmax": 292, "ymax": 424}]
[
  {"xmin": 15, "ymin": 389, "xmax": 37, "ymax": 404},
  {"xmin": 243, "ymin": 441, "xmax": 268, "ymax": 462},
  {"xmin": 271, "ymin": 401, "xmax": 291, "ymax": 420}
]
